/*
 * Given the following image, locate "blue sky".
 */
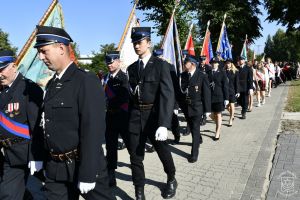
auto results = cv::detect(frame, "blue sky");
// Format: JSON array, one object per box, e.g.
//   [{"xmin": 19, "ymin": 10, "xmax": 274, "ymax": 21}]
[{"xmin": 0, "ymin": 0, "xmax": 285, "ymax": 55}]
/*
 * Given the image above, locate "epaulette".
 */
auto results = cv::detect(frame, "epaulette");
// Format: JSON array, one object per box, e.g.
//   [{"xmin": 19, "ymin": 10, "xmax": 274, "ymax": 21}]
[{"xmin": 77, "ymin": 67, "xmax": 87, "ymax": 73}]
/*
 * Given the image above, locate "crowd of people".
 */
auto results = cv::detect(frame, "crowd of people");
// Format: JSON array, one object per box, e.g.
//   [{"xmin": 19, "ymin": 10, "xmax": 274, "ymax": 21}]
[{"xmin": 0, "ymin": 24, "xmax": 299, "ymax": 200}]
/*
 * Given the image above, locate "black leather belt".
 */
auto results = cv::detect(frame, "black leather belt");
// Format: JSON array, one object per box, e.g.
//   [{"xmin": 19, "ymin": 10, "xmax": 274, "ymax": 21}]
[
  {"xmin": 133, "ymin": 103, "xmax": 154, "ymax": 111},
  {"xmin": 0, "ymin": 137, "xmax": 27, "ymax": 148},
  {"xmin": 185, "ymin": 98, "xmax": 192, "ymax": 105},
  {"xmin": 50, "ymin": 149, "xmax": 79, "ymax": 162}
]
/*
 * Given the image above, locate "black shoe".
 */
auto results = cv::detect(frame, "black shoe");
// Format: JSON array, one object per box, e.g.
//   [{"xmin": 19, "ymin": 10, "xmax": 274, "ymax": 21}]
[
  {"xmin": 135, "ymin": 186, "xmax": 145, "ymax": 200},
  {"xmin": 145, "ymin": 145, "xmax": 155, "ymax": 153},
  {"xmin": 108, "ymin": 170, "xmax": 116, "ymax": 187},
  {"xmin": 182, "ymin": 130, "xmax": 190, "ymax": 136},
  {"xmin": 241, "ymin": 113, "xmax": 246, "ymax": 119},
  {"xmin": 173, "ymin": 136, "xmax": 180, "ymax": 144},
  {"xmin": 162, "ymin": 178, "xmax": 177, "ymax": 199},
  {"xmin": 213, "ymin": 137, "xmax": 220, "ymax": 141},
  {"xmin": 117, "ymin": 141, "xmax": 126, "ymax": 150},
  {"xmin": 188, "ymin": 156, "xmax": 197, "ymax": 163},
  {"xmin": 200, "ymin": 116, "xmax": 207, "ymax": 126}
]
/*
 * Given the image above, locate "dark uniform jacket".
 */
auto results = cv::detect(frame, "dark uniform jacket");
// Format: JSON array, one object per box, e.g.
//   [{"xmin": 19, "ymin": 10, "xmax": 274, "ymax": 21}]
[
  {"xmin": 199, "ymin": 64, "xmax": 212, "ymax": 74},
  {"xmin": 42, "ymin": 63, "xmax": 107, "ymax": 182},
  {"xmin": 238, "ymin": 64, "xmax": 253, "ymax": 92},
  {"xmin": 104, "ymin": 70, "xmax": 129, "ymax": 130},
  {"xmin": 0, "ymin": 73, "xmax": 43, "ymax": 166},
  {"xmin": 226, "ymin": 70, "xmax": 240, "ymax": 96},
  {"xmin": 127, "ymin": 55, "xmax": 175, "ymax": 134},
  {"xmin": 179, "ymin": 68, "xmax": 211, "ymax": 117},
  {"xmin": 210, "ymin": 68, "xmax": 229, "ymax": 103}
]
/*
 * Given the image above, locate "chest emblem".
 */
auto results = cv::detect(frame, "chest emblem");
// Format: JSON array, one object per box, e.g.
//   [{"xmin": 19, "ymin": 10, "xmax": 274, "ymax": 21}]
[{"xmin": 7, "ymin": 102, "xmax": 20, "ymax": 117}]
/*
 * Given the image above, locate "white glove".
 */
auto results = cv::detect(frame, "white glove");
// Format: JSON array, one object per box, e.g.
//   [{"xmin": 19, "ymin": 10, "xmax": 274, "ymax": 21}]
[
  {"xmin": 155, "ymin": 126, "xmax": 168, "ymax": 141},
  {"xmin": 205, "ymin": 112, "xmax": 211, "ymax": 118},
  {"xmin": 173, "ymin": 109, "xmax": 178, "ymax": 115},
  {"xmin": 78, "ymin": 182, "xmax": 96, "ymax": 194},
  {"xmin": 28, "ymin": 161, "xmax": 43, "ymax": 175},
  {"xmin": 235, "ymin": 93, "xmax": 240, "ymax": 98},
  {"xmin": 224, "ymin": 100, "xmax": 229, "ymax": 106}
]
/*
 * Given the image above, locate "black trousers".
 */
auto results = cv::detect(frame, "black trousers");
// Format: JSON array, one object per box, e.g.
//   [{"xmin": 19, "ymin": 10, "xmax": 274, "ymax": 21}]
[
  {"xmin": 186, "ymin": 115, "xmax": 202, "ymax": 159},
  {"xmin": 105, "ymin": 112, "xmax": 128, "ymax": 170},
  {"xmin": 0, "ymin": 161, "xmax": 28, "ymax": 200},
  {"xmin": 45, "ymin": 175, "xmax": 115, "ymax": 200},
  {"xmin": 127, "ymin": 130, "xmax": 176, "ymax": 187},
  {"xmin": 239, "ymin": 92, "xmax": 249, "ymax": 114},
  {"xmin": 171, "ymin": 113, "xmax": 180, "ymax": 138}
]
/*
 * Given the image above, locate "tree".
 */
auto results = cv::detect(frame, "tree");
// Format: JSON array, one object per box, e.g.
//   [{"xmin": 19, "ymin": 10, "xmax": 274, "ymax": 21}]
[
  {"xmin": 136, "ymin": 0, "xmax": 262, "ymax": 59},
  {"xmin": 194, "ymin": 0, "xmax": 262, "ymax": 59},
  {"xmin": 263, "ymin": 29, "xmax": 300, "ymax": 61},
  {"xmin": 264, "ymin": 0, "xmax": 300, "ymax": 32},
  {"xmin": 80, "ymin": 43, "xmax": 116, "ymax": 73},
  {"xmin": 0, "ymin": 28, "xmax": 17, "ymax": 53},
  {"xmin": 137, "ymin": 0, "xmax": 195, "ymax": 47},
  {"xmin": 264, "ymin": 35, "xmax": 274, "ymax": 58},
  {"xmin": 71, "ymin": 42, "xmax": 80, "ymax": 60}
]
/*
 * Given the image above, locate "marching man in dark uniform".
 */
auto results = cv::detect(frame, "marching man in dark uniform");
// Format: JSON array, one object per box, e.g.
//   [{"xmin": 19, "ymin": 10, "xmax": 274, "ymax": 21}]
[
  {"xmin": 237, "ymin": 56, "xmax": 253, "ymax": 119},
  {"xmin": 153, "ymin": 49, "xmax": 181, "ymax": 144},
  {"xmin": 0, "ymin": 50, "xmax": 44, "ymax": 199},
  {"xmin": 127, "ymin": 27, "xmax": 177, "ymax": 200},
  {"xmin": 179, "ymin": 54, "xmax": 211, "ymax": 163},
  {"xmin": 34, "ymin": 26, "xmax": 115, "ymax": 200},
  {"xmin": 198, "ymin": 55, "xmax": 212, "ymax": 126},
  {"xmin": 103, "ymin": 51, "xmax": 129, "ymax": 187}
]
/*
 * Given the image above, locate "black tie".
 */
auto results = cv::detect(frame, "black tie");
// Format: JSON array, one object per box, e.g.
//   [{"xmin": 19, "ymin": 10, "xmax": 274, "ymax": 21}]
[
  {"xmin": 188, "ymin": 72, "xmax": 192, "ymax": 81},
  {"xmin": 46, "ymin": 77, "xmax": 59, "ymax": 98},
  {"xmin": 139, "ymin": 60, "xmax": 144, "ymax": 79},
  {"xmin": 0, "ymin": 86, "xmax": 9, "ymax": 93}
]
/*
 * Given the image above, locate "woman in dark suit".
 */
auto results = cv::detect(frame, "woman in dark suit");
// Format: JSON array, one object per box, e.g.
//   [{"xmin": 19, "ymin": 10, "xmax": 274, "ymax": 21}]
[
  {"xmin": 224, "ymin": 59, "xmax": 240, "ymax": 126},
  {"xmin": 209, "ymin": 57, "xmax": 229, "ymax": 140}
]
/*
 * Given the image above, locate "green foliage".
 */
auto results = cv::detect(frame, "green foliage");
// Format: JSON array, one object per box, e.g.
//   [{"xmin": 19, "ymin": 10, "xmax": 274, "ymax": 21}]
[
  {"xmin": 137, "ymin": 0, "xmax": 195, "ymax": 47},
  {"xmin": 194, "ymin": 0, "xmax": 262, "ymax": 58},
  {"xmin": 264, "ymin": 29, "xmax": 300, "ymax": 61},
  {"xmin": 136, "ymin": 0, "xmax": 262, "ymax": 59},
  {"xmin": 0, "ymin": 28, "xmax": 17, "ymax": 53},
  {"xmin": 71, "ymin": 42, "xmax": 80, "ymax": 60},
  {"xmin": 80, "ymin": 43, "xmax": 116, "ymax": 74},
  {"xmin": 264, "ymin": 0, "xmax": 300, "ymax": 32}
]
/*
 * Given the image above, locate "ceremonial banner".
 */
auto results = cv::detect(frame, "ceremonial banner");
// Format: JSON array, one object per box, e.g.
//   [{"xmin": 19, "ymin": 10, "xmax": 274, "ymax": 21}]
[
  {"xmin": 216, "ymin": 14, "xmax": 232, "ymax": 60},
  {"xmin": 240, "ymin": 35, "xmax": 248, "ymax": 61},
  {"xmin": 201, "ymin": 21, "xmax": 214, "ymax": 64},
  {"xmin": 117, "ymin": 0, "xmax": 139, "ymax": 70},
  {"xmin": 16, "ymin": 0, "xmax": 76, "ymax": 88},
  {"xmin": 161, "ymin": 13, "xmax": 183, "ymax": 74},
  {"xmin": 184, "ymin": 24, "xmax": 195, "ymax": 56}
]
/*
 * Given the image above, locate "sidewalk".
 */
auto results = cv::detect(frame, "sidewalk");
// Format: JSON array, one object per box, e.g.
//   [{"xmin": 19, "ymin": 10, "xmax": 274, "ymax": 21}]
[
  {"xmin": 112, "ymin": 84, "xmax": 289, "ymax": 200},
  {"xmin": 265, "ymin": 112, "xmax": 300, "ymax": 200}
]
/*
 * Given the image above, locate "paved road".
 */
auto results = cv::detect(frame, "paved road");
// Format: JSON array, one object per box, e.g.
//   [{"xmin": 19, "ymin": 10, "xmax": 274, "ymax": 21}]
[{"xmin": 110, "ymin": 84, "xmax": 289, "ymax": 200}]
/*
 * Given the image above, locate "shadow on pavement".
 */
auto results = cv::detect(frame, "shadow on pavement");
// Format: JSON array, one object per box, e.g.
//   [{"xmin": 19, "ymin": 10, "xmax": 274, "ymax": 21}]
[{"xmin": 112, "ymin": 186, "xmax": 134, "ymax": 200}]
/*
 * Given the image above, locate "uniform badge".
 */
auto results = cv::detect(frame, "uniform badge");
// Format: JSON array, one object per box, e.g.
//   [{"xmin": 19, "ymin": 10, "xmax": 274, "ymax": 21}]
[
  {"xmin": 195, "ymin": 86, "xmax": 199, "ymax": 92},
  {"xmin": 13, "ymin": 103, "xmax": 20, "ymax": 115},
  {"xmin": 7, "ymin": 103, "xmax": 14, "ymax": 117},
  {"xmin": 56, "ymin": 82, "xmax": 62, "ymax": 89}
]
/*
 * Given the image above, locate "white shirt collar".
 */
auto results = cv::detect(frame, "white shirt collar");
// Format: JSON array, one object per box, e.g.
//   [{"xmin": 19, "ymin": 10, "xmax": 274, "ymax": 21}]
[
  {"xmin": 110, "ymin": 69, "xmax": 120, "ymax": 78},
  {"xmin": 55, "ymin": 61, "xmax": 73, "ymax": 80},
  {"xmin": 139, "ymin": 53, "xmax": 152, "ymax": 68},
  {"xmin": 189, "ymin": 67, "xmax": 197, "ymax": 77}
]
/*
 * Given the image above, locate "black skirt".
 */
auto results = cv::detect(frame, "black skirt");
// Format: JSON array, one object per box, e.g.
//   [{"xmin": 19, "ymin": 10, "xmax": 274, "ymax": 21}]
[
  {"xmin": 229, "ymin": 95, "xmax": 236, "ymax": 103},
  {"xmin": 211, "ymin": 102, "xmax": 225, "ymax": 112}
]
